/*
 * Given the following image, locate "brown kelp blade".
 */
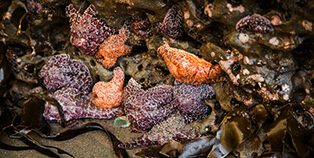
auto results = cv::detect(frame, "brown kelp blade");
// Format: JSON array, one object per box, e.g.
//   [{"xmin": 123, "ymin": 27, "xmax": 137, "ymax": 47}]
[{"xmin": 33, "ymin": 122, "xmax": 130, "ymax": 158}]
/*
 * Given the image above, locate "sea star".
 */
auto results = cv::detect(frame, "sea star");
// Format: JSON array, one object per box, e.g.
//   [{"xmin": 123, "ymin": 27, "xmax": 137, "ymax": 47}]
[
  {"xmin": 91, "ymin": 67, "xmax": 125, "ymax": 109},
  {"xmin": 123, "ymin": 78, "xmax": 214, "ymax": 132},
  {"xmin": 40, "ymin": 54, "xmax": 122, "ymax": 124},
  {"xmin": 66, "ymin": 4, "xmax": 115, "ymax": 55},
  {"xmin": 118, "ymin": 113, "xmax": 199, "ymax": 149},
  {"xmin": 129, "ymin": 15, "xmax": 152, "ymax": 39},
  {"xmin": 157, "ymin": 43, "xmax": 224, "ymax": 85},
  {"xmin": 43, "ymin": 87, "xmax": 123, "ymax": 123},
  {"xmin": 123, "ymin": 78, "xmax": 178, "ymax": 132},
  {"xmin": 236, "ymin": 14, "xmax": 274, "ymax": 34},
  {"xmin": 174, "ymin": 82, "xmax": 214, "ymax": 123},
  {"xmin": 96, "ymin": 27, "xmax": 132, "ymax": 68},
  {"xmin": 158, "ymin": 5, "xmax": 184, "ymax": 39},
  {"xmin": 38, "ymin": 54, "xmax": 93, "ymax": 93}
]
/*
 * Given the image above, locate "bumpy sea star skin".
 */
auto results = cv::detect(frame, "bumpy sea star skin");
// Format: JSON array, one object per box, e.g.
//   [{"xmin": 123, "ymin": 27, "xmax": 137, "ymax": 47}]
[
  {"xmin": 130, "ymin": 15, "xmax": 152, "ymax": 38},
  {"xmin": 66, "ymin": 4, "xmax": 115, "ymax": 55},
  {"xmin": 157, "ymin": 43, "xmax": 224, "ymax": 85},
  {"xmin": 91, "ymin": 67, "xmax": 124, "ymax": 109},
  {"xmin": 123, "ymin": 78, "xmax": 178, "ymax": 132},
  {"xmin": 38, "ymin": 54, "xmax": 93, "ymax": 93},
  {"xmin": 43, "ymin": 87, "xmax": 123, "ymax": 123},
  {"xmin": 174, "ymin": 83, "xmax": 214, "ymax": 123},
  {"xmin": 96, "ymin": 27, "xmax": 132, "ymax": 68},
  {"xmin": 119, "ymin": 114, "xmax": 199, "ymax": 149},
  {"xmin": 158, "ymin": 5, "xmax": 184, "ymax": 39},
  {"xmin": 236, "ymin": 14, "xmax": 274, "ymax": 34}
]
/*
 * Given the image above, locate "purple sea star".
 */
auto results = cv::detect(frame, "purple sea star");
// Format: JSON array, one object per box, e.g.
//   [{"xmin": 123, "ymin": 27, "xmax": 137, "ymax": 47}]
[
  {"xmin": 158, "ymin": 5, "xmax": 184, "ymax": 39},
  {"xmin": 66, "ymin": 4, "xmax": 115, "ymax": 55},
  {"xmin": 38, "ymin": 54, "xmax": 92, "ymax": 93},
  {"xmin": 44, "ymin": 87, "xmax": 122, "ymax": 123},
  {"xmin": 174, "ymin": 82, "xmax": 214, "ymax": 123},
  {"xmin": 40, "ymin": 54, "xmax": 122, "ymax": 124},
  {"xmin": 123, "ymin": 78, "xmax": 178, "ymax": 132},
  {"xmin": 123, "ymin": 78, "xmax": 214, "ymax": 132},
  {"xmin": 129, "ymin": 15, "xmax": 152, "ymax": 39},
  {"xmin": 236, "ymin": 14, "xmax": 274, "ymax": 34},
  {"xmin": 118, "ymin": 113, "xmax": 199, "ymax": 149}
]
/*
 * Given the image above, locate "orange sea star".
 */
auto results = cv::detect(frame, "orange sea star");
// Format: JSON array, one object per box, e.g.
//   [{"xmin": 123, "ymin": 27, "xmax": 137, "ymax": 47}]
[
  {"xmin": 91, "ymin": 67, "xmax": 125, "ymax": 108},
  {"xmin": 157, "ymin": 43, "xmax": 223, "ymax": 85},
  {"xmin": 96, "ymin": 27, "xmax": 132, "ymax": 68}
]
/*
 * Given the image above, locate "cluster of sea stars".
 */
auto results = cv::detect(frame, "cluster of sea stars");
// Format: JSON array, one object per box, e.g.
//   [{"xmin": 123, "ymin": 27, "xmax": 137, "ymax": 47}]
[
  {"xmin": 67, "ymin": 4, "xmax": 132, "ymax": 68},
  {"xmin": 123, "ymin": 78, "xmax": 215, "ymax": 133},
  {"xmin": 66, "ymin": 4, "xmax": 115, "ymax": 55},
  {"xmin": 42, "ymin": 3, "xmax": 224, "ymax": 149},
  {"xmin": 40, "ymin": 54, "xmax": 123, "ymax": 123},
  {"xmin": 119, "ymin": 78, "xmax": 214, "ymax": 149}
]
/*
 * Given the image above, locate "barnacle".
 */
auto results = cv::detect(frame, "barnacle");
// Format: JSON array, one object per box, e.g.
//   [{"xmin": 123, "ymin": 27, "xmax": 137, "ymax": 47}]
[
  {"xmin": 157, "ymin": 43, "xmax": 224, "ymax": 85},
  {"xmin": 236, "ymin": 14, "xmax": 274, "ymax": 34},
  {"xmin": 96, "ymin": 27, "xmax": 132, "ymax": 68},
  {"xmin": 66, "ymin": 4, "xmax": 115, "ymax": 55},
  {"xmin": 38, "ymin": 54, "xmax": 93, "ymax": 93},
  {"xmin": 91, "ymin": 67, "xmax": 124, "ymax": 109}
]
